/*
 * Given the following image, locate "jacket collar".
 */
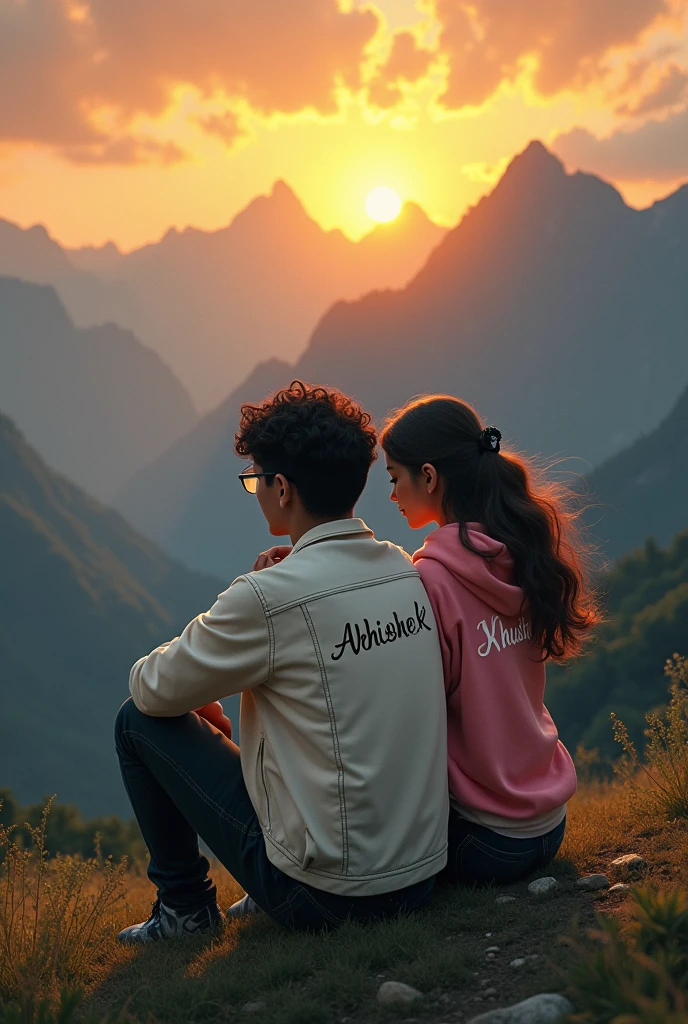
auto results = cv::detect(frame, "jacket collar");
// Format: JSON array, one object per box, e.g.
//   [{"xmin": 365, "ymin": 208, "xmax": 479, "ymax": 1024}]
[{"xmin": 290, "ymin": 517, "xmax": 373, "ymax": 556}]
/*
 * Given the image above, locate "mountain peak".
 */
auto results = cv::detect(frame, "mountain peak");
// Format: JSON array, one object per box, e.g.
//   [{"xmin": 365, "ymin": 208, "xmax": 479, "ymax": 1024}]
[
  {"xmin": 270, "ymin": 179, "xmax": 299, "ymax": 203},
  {"xmin": 501, "ymin": 140, "xmax": 566, "ymax": 187}
]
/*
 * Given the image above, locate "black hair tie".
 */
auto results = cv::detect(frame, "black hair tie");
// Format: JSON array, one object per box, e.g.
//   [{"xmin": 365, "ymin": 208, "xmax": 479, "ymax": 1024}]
[{"xmin": 478, "ymin": 426, "xmax": 502, "ymax": 453}]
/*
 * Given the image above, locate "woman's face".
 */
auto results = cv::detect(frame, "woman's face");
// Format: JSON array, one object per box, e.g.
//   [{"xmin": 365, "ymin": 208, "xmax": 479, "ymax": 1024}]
[{"xmin": 385, "ymin": 456, "xmax": 446, "ymax": 529}]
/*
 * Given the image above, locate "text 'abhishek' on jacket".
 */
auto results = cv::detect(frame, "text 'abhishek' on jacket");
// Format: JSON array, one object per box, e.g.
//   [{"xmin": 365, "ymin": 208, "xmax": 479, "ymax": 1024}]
[{"xmin": 130, "ymin": 518, "xmax": 449, "ymax": 896}]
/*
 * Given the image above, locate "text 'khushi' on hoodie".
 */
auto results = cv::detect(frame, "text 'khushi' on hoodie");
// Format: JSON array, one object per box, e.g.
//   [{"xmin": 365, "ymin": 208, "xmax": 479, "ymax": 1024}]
[{"xmin": 413, "ymin": 523, "xmax": 577, "ymax": 839}]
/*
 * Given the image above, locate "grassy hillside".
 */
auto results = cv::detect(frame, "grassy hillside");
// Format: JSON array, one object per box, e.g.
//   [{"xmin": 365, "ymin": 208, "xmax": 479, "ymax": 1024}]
[
  {"xmin": 3, "ymin": 767, "xmax": 688, "ymax": 1024},
  {"xmin": 547, "ymin": 527, "xmax": 688, "ymax": 758},
  {"xmin": 0, "ymin": 413, "xmax": 232, "ymax": 816}
]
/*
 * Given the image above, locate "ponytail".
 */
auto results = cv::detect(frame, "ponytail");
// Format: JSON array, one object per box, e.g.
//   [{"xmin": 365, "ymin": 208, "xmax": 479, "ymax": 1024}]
[{"xmin": 380, "ymin": 395, "xmax": 599, "ymax": 660}]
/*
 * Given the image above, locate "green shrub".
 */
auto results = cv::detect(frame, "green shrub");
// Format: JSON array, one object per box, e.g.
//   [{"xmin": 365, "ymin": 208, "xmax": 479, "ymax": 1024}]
[
  {"xmin": 0, "ymin": 792, "xmax": 144, "ymax": 863},
  {"xmin": 611, "ymin": 654, "xmax": 688, "ymax": 820},
  {"xmin": 563, "ymin": 886, "xmax": 688, "ymax": 1023}
]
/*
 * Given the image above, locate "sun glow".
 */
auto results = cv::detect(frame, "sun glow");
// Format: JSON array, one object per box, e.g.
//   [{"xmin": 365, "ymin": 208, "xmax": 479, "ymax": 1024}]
[{"xmin": 365, "ymin": 186, "xmax": 403, "ymax": 223}]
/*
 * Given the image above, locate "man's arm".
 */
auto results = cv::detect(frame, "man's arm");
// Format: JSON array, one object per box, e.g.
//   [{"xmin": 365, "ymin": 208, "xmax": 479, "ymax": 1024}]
[{"xmin": 129, "ymin": 576, "xmax": 270, "ymax": 716}]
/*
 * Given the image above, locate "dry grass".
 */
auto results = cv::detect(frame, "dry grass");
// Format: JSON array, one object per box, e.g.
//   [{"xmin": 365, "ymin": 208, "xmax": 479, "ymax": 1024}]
[{"xmin": 3, "ymin": 772, "xmax": 688, "ymax": 1022}]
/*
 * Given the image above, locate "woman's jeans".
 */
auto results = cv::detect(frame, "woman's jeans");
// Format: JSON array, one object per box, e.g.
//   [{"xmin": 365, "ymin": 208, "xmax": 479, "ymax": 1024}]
[
  {"xmin": 440, "ymin": 807, "xmax": 566, "ymax": 886},
  {"xmin": 114, "ymin": 698, "xmax": 435, "ymax": 932}
]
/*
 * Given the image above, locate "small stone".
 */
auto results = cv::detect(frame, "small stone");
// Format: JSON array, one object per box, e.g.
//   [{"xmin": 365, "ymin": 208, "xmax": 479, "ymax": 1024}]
[
  {"xmin": 576, "ymin": 873, "xmax": 610, "ymax": 891},
  {"xmin": 495, "ymin": 895, "xmax": 516, "ymax": 904},
  {"xmin": 242, "ymin": 1002, "xmax": 265, "ymax": 1013},
  {"xmin": 609, "ymin": 882, "xmax": 631, "ymax": 893},
  {"xmin": 486, "ymin": 953, "xmax": 496, "ymax": 960},
  {"xmin": 485, "ymin": 932, "xmax": 492, "ymax": 937},
  {"xmin": 525, "ymin": 954, "xmax": 539, "ymax": 962},
  {"xmin": 485, "ymin": 946, "xmax": 500, "ymax": 952},
  {"xmin": 610, "ymin": 854, "xmax": 647, "ymax": 872},
  {"xmin": 527, "ymin": 877, "xmax": 559, "ymax": 896},
  {"xmin": 474, "ymin": 996, "xmax": 484, "ymax": 1002},
  {"xmin": 510, "ymin": 958, "xmax": 526, "ymax": 968},
  {"xmin": 467, "ymin": 993, "xmax": 574, "ymax": 1023},
  {"xmin": 377, "ymin": 981, "xmax": 424, "ymax": 1005},
  {"xmin": 480, "ymin": 980, "xmax": 490, "ymax": 988},
  {"xmin": 484, "ymin": 988, "xmax": 497, "ymax": 997}
]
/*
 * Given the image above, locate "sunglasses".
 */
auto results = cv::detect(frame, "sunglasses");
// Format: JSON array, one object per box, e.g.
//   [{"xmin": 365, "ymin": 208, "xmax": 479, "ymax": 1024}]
[{"xmin": 238, "ymin": 469, "xmax": 278, "ymax": 494}]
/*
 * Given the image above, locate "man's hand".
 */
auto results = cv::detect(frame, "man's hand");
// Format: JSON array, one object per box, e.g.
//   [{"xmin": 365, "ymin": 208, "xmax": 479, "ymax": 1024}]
[
  {"xmin": 253, "ymin": 545, "xmax": 293, "ymax": 571},
  {"xmin": 195, "ymin": 702, "xmax": 233, "ymax": 739}
]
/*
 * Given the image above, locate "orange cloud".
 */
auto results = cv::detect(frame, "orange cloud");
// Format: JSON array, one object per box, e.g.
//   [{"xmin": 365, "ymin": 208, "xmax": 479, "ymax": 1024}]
[
  {"xmin": 431, "ymin": 0, "xmax": 676, "ymax": 109},
  {"xmin": 553, "ymin": 107, "xmax": 688, "ymax": 181},
  {"xmin": 616, "ymin": 62, "xmax": 688, "ymax": 116},
  {"xmin": 366, "ymin": 30, "xmax": 436, "ymax": 108},
  {"xmin": 0, "ymin": 0, "xmax": 381, "ymax": 161},
  {"xmin": 64, "ymin": 137, "xmax": 188, "ymax": 166}
]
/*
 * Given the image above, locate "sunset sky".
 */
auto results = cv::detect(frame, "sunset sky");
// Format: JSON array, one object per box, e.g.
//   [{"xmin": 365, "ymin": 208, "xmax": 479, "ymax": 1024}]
[{"xmin": 1, "ymin": 0, "xmax": 687, "ymax": 250}]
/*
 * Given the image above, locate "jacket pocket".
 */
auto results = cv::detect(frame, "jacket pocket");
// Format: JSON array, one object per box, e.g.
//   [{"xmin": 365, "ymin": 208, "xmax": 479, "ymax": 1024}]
[
  {"xmin": 301, "ymin": 828, "xmax": 318, "ymax": 871},
  {"xmin": 259, "ymin": 737, "xmax": 271, "ymax": 829}
]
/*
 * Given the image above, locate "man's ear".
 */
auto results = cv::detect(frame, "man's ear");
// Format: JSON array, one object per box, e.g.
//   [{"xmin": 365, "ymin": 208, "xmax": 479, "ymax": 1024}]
[
  {"xmin": 421, "ymin": 463, "xmax": 439, "ymax": 494},
  {"xmin": 275, "ymin": 473, "xmax": 292, "ymax": 508}
]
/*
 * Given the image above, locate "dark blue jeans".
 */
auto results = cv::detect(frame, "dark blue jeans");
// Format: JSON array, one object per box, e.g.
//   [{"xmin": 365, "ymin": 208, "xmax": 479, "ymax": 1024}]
[
  {"xmin": 115, "ymin": 698, "xmax": 435, "ymax": 932},
  {"xmin": 440, "ymin": 807, "xmax": 566, "ymax": 886}
]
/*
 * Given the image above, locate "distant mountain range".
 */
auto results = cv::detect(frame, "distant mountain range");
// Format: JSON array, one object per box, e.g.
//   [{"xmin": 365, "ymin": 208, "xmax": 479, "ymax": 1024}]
[
  {"xmin": 0, "ymin": 277, "xmax": 198, "ymax": 501},
  {"xmin": 114, "ymin": 142, "xmax": 688, "ymax": 579},
  {"xmin": 0, "ymin": 412, "xmax": 229, "ymax": 815},
  {"xmin": 586, "ymin": 380, "xmax": 688, "ymax": 560},
  {"xmin": 0, "ymin": 185, "xmax": 447, "ymax": 411}
]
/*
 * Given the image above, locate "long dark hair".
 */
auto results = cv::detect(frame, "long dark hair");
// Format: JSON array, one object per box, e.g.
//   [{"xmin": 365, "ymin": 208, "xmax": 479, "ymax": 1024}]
[{"xmin": 380, "ymin": 395, "xmax": 599, "ymax": 661}]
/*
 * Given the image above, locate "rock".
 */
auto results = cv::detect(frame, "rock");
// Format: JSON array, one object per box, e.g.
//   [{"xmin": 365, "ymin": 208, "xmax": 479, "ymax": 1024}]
[
  {"xmin": 486, "ymin": 953, "xmax": 496, "ymax": 960},
  {"xmin": 495, "ymin": 895, "xmax": 516, "ymax": 903},
  {"xmin": 484, "ymin": 987, "xmax": 497, "ymax": 997},
  {"xmin": 485, "ymin": 946, "xmax": 500, "ymax": 952},
  {"xmin": 527, "ymin": 877, "xmax": 559, "ymax": 896},
  {"xmin": 609, "ymin": 882, "xmax": 632, "ymax": 893},
  {"xmin": 377, "ymin": 981, "xmax": 424, "ymax": 1005},
  {"xmin": 525, "ymin": 954, "xmax": 539, "ymax": 962},
  {"xmin": 576, "ymin": 873, "xmax": 610, "ymax": 891},
  {"xmin": 467, "ymin": 992, "xmax": 574, "ymax": 1023},
  {"xmin": 510, "ymin": 958, "xmax": 526, "ymax": 968},
  {"xmin": 610, "ymin": 853, "xmax": 647, "ymax": 872},
  {"xmin": 242, "ymin": 1002, "xmax": 266, "ymax": 1013}
]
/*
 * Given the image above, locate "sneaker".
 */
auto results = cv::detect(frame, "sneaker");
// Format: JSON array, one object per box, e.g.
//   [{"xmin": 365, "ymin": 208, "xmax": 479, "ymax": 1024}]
[
  {"xmin": 226, "ymin": 894, "xmax": 261, "ymax": 920},
  {"xmin": 118, "ymin": 898, "xmax": 223, "ymax": 944}
]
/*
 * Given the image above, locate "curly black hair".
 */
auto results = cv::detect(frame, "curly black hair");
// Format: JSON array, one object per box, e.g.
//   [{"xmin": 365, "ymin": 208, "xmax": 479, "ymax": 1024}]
[{"xmin": 235, "ymin": 380, "xmax": 378, "ymax": 516}]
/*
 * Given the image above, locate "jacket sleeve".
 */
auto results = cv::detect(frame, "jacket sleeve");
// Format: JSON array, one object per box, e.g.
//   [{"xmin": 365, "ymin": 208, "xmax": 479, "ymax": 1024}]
[
  {"xmin": 415, "ymin": 560, "xmax": 463, "ymax": 698},
  {"xmin": 129, "ymin": 576, "xmax": 270, "ymax": 716}
]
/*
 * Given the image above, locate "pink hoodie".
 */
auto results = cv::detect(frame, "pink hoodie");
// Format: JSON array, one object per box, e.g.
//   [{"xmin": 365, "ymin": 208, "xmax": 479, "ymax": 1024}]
[{"xmin": 413, "ymin": 524, "xmax": 576, "ymax": 823}]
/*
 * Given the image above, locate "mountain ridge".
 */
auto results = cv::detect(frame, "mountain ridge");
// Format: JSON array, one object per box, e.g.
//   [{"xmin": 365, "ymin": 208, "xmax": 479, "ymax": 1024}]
[
  {"xmin": 114, "ymin": 141, "xmax": 688, "ymax": 579},
  {"xmin": 0, "ymin": 182, "xmax": 447, "ymax": 411},
  {"xmin": 0, "ymin": 411, "xmax": 227, "ymax": 816},
  {"xmin": 0, "ymin": 277, "xmax": 198, "ymax": 501}
]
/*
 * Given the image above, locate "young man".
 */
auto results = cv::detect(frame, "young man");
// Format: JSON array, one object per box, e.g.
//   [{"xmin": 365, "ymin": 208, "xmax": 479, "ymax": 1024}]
[{"xmin": 116, "ymin": 381, "xmax": 448, "ymax": 940}]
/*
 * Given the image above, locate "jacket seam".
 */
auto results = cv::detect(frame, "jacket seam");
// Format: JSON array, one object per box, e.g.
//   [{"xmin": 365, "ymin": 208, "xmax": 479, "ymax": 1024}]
[
  {"xmin": 266, "ymin": 571, "xmax": 420, "ymax": 616},
  {"xmin": 242, "ymin": 574, "xmax": 275, "ymax": 678},
  {"xmin": 300, "ymin": 603, "xmax": 349, "ymax": 876},
  {"xmin": 264, "ymin": 832, "xmax": 447, "ymax": 880}
]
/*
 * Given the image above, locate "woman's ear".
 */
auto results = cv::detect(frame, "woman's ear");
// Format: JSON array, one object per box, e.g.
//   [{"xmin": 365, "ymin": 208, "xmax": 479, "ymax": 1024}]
[{"xmin": 421, "ymin": 463, "xmax": 439, "ymax": 494}]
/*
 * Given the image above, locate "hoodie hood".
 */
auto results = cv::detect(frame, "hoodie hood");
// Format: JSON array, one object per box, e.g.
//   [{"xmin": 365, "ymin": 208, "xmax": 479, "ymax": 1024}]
[{"xmin": 412, "ymin": 523, "xmax": 524, "ymax": 618}]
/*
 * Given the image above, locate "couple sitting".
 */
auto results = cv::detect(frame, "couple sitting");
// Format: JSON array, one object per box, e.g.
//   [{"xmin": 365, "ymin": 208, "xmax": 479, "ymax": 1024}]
[{"xmin": 116, "ymin": 380, "xmax": 597, "ymax": 941}]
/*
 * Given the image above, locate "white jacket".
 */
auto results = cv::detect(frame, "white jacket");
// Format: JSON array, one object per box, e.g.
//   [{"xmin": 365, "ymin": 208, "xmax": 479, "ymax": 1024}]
[{"xmin": 130, "ymin": 518, "xmax": 448, "ymax": 895}]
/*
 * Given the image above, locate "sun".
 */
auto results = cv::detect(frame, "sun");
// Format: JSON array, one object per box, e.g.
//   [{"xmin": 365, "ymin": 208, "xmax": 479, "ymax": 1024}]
[{"xmin": 365, "ymin": 186, "xmax": 403, "ymax": 223}]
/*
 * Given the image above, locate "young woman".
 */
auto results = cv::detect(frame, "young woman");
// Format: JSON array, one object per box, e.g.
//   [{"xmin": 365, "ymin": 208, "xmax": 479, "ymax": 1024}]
[{"xmin": 380, "ymin": 395, "xmax": 599, "ymax": 887}]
